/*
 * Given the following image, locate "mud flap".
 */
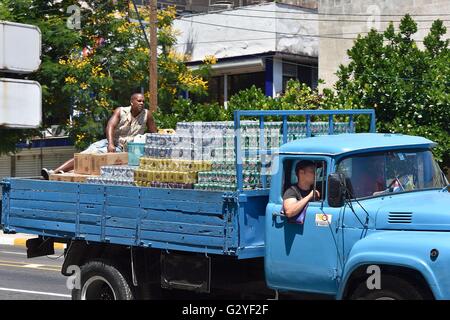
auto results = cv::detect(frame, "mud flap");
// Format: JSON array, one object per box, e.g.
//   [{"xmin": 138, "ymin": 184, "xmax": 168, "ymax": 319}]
[
  {"xmin": 161, "ymin": 251, "xmax": 211, "ymax": 293},
  {"xmin": 26, "ymin": 237, "xmax": 55, "ymax": 258}
]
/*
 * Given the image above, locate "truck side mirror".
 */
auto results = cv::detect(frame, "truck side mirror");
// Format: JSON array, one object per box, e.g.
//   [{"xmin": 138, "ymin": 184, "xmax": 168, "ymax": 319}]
[{"xmin": 328, "ymin": 173, "xmax": 346, "ymax": 207}]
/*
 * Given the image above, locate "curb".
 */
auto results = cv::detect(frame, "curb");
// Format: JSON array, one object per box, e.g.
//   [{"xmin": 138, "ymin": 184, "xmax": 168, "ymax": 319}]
[{"xmin": 0, "ymin": 237, "xmax": 66, "ymax": 250}]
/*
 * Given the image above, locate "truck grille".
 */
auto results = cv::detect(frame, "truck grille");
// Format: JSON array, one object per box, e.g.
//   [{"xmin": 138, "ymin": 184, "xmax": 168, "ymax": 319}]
[{"xmin": 388, "ymin": 212, "xmax": 413, "ymax": 224}]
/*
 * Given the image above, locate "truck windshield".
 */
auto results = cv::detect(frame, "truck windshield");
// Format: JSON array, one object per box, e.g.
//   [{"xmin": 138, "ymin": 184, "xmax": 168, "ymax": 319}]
[{"xmin": 336, "ymin": 150, "xmax": 447, "ymax": 199}]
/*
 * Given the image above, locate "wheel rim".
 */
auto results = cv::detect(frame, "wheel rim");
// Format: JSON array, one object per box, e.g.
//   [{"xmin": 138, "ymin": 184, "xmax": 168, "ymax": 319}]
[
  {"xmin": 376, "ymin": 296, "xmax": 396, "ymax": 300},
  {"xmin": 81, "ymin": 276, "xmax": 117, "ymax": 300}
]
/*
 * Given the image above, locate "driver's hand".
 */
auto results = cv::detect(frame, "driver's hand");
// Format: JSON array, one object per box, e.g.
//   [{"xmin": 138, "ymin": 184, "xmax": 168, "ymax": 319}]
[
  {"xmin": 107, "ymin": 144, "xmax": 116, "ymax": 153},
  {"xmin": 308, "ymin": 190, "xmax": 321, "ymax": 200}
]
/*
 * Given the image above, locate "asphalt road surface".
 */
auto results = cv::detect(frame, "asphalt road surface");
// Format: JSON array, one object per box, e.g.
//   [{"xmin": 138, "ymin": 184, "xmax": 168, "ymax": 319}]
[{"xmin": 0, "ymin": 244, "xmax": 71, "ymax": 300}]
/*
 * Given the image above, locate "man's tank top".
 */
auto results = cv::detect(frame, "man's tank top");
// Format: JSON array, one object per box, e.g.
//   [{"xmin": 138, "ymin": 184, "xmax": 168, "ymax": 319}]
[{"xmin": 113, "ymin": 106, "xmax": 148, "ymax": 150}]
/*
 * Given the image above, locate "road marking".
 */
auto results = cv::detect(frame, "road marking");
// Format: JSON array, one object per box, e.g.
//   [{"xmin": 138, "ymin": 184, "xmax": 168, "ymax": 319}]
[
  {"xmin": 0, "ymin": 260, "xmax": 60, "ymax": 272},
  {"xmin": 0, "ymin": 238, "xmax": 66, "ymax": 249},
  {"xmin": 0, "ymin": 251, "xmax": 27, "ymax": 256},
  {"xmin": 0, "ymin": 239, "xmax": 15, "ymax": 246},
  {"xmin": 0, "ymin": 263, "xmax": 60, "ymax": 272},
  {"xmin": 0, "ymin": 287, "xmax": 71, "ymax": 298},
  {"xmin": 23, "ymin": 264, "xmax": 44, "ymax": 268},
  {"xmin": 0, "ymin": 251, "xmax": 63, "ymax": 259},
  {"xmin": 0, "ymin": 259, "xmax": 60, "ymax": 267}
]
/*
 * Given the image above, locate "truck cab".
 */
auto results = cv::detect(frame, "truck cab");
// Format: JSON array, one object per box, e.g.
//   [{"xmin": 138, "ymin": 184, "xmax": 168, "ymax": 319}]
[{"xmin": 265, "ymin": 133, "xmax": 450, "ymax": 299}]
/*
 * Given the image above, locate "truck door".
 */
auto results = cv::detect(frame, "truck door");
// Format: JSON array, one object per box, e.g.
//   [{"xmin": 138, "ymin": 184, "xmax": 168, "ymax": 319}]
[{"xmin": 265, "ymin": 156, "xmax": 342, "ymax": 296}]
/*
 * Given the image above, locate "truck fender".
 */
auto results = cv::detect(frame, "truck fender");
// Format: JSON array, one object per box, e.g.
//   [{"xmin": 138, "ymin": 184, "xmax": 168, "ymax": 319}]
[{"xmin": 336, "ymin": 232, "xmax": 445, "ymax": 299}]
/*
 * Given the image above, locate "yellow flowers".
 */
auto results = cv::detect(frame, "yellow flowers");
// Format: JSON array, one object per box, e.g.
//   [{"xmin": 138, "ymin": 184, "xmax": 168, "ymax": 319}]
[
  {"xmin": 76, "ymin": 133, "xmax": 86, "ymax": 144},
  {"xmin": 108, "ymin": 11, "xmax": 125, "ymax": 19},
  {"xmin": 80, "ymin": 83, "xmax": 88, "ymax": 90},
  {"xmin": 167, "ymin": 50, "xmax": 186, "ymax": 62},
  {"xmin": 66, "ymin": 57, "xmax": 89, "ymax": 69},
  {"xmin": 203, "ymin": 55, "xmax": 217, "ymax": 65},
  {"xmin": 160, "ymin": 59, "xmax": 179, "ymax": 74},
  {"xmin": 122, "ymin": 60, "xmax": 132, "ymax": 68},
  {"xmin": 97, "ymin": 98, "xmax": 110, "ymax": 108},
  {"xmin": 178, "ymin": 73, "xmax": 208, "ymax": 91},
  {"xmin": 117, "ymin": 23, "xmax": 130, "ymax": 34},
  {"xmin": 137, "ymin": 47, "xmax": 149, "ymax": 54},
  {"xmin": 161, "ymin": 25, "xmax": 181, "ymax": 37},
  {"xmin": 157, "ymin": 6, "xmax": 177, "ymax": 23},
  {"xmin": 65, "ymin": 76, "xmax": 77, "ymax": 84},
  {"xmin": 91, "ymin": 65, "xmax": 104, "ymax": 77},
  {"xmin": 77, "ymin": 58, "xmax": 89, "ymax": 69}
]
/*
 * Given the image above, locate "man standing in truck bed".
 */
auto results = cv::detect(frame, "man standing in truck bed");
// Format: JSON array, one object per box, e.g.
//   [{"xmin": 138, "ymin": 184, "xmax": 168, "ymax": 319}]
[{"xmin": 41, "ymin": 93, "xmax": 157, "ymax": 179}]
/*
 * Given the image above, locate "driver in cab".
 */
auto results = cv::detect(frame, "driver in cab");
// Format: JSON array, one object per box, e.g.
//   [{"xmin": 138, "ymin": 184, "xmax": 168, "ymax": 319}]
[{"xmin": 283, "ymin": 160, "xmax": 321, "ymax": 218}]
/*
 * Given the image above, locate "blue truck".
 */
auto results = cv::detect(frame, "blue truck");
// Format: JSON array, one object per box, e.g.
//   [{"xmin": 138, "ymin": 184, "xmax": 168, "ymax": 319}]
[{"xmin": 1, "ymin": 109, "xmax": 449, "ymax": 300}]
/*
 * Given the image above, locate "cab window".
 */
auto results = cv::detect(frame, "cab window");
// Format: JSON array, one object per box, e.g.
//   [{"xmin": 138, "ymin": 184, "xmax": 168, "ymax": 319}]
[
  {"xmin": 282, "ymin": 159, "xmax": 327, "ymax": 202},
  {"xmin": 335, "ymin": 150, "xmax": 446, "ymax": 199}
]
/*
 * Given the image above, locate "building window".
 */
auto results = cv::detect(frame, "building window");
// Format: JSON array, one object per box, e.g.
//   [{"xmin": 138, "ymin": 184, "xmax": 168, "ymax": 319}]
[
  {"xmin": 208, "ymin": 76, "xmax": 225, "ymax": 105},
  {"xmin": 282, "ymin": 62, "xmax": 298, "ymax": 92},
  {"xmin": 283, "ymin": 61, "xmax": 318, "ymax": 91},
  {"xmin": 192, "ymin": 72, "xmax": 265, "ymax": 106},
  {"xmin": 228, "ymin": 72, "xmax": 265, "ymax": 97}
]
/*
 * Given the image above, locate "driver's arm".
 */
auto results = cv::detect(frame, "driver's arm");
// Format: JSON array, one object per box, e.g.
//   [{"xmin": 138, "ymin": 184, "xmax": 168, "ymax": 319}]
[{"xmin": 283, "ymin": 190, "xmax": 319, "ymax": 218}]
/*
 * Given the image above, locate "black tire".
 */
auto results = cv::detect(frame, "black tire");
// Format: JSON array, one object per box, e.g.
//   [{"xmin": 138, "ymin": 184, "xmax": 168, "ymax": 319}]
[
  {"xmin": 350, "ymin": 275, "xmax": 427, "ymax": 300},
  {"xmin": 72, "ymin": 260, "xmax": 133, "ymax": 300}
]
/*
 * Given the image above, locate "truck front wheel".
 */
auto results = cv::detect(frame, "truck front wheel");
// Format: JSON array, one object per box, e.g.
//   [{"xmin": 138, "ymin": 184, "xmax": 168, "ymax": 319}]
[
  {"xmin": 350, "ymin": 275, "xmax": 427, "ymax": 300},
  {"xmin": 72, "ymin": 260, "xmax": 133, "ymax": 300}
]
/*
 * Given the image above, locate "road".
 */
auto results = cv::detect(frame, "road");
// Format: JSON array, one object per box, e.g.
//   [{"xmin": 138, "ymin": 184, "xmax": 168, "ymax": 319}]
[{"xmin": 0, "ymin": 244, "xmax": 71, "ymax": 300}]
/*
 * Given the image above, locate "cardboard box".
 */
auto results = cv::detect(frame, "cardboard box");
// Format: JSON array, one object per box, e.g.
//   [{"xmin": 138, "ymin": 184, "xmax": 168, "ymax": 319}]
[
  {"xmin": 74, "ymin": 152, "xmax": 128, "ymax": 175},
  {"xmin": 74, "ymin": 153, "xmax": 92, "ymax": 175},
  {"xmin": 49, "ymin": 172, "xmax": 94, "ymax": 183},
  {"xmin": 90, "ymin": 152, "xmax": 128, "ymax": 175}
]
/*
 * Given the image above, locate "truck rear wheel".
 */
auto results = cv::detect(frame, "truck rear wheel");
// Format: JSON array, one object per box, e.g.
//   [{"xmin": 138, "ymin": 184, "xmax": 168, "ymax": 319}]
[
  {"xmin": 350, "ymin": 275, "xmax": 426, "ymax": 300},
  {"xmin": 72, "ymin": 260, "xmax": 133, "ymax": 300}
]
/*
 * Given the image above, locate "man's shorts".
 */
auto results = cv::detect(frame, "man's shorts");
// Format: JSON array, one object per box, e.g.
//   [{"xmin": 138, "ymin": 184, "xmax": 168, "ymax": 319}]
[{"xmin": 80, "ymin": 139, "xmax": 123, "ymax": 154}]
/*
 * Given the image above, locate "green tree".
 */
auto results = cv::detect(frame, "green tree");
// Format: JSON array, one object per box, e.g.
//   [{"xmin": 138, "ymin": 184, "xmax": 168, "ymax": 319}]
[
  {"xmin": 335, "ymin": 15, "xmax": 450, "ymax": 166},
  {"xmin": 62, "ymin": 2, "xmax": 211, "ymax": 149},
  {"xmin": 0, "ymin": 1, "xmax": 210, "ymax": 152}
]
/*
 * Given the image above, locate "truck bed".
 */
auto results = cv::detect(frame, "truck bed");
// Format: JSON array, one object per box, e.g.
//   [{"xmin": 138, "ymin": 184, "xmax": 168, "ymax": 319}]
[{"xmin": 1, "ymin": 178, "xmax": 268, "ymax": 259}]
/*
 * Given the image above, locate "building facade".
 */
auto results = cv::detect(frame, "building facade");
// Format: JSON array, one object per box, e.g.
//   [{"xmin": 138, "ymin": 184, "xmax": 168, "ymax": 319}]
[
  {"xmin": 173, "ymin": 2, "xmax": 319, "ymax": 106},
  {"xmin": 0, "ymin": 136, "xmax": 75, "ymax": 194},
  {"xmin": 318, "ymin": 0, "xmax": 450, "ymax": 87},
  {"xmin": 132, "ymin": 0, "xmax": 317, "ymax": 14}
]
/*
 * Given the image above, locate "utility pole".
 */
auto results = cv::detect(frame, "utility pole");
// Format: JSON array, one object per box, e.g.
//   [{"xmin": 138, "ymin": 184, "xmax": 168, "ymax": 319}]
[{"xmin": 148, "ymin": 0, "xmax": 158, "ymax": 112}]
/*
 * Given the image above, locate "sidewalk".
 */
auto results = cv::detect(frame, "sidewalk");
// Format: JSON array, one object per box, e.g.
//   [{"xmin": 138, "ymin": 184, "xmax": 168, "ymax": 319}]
[{"xmin": 0, "ymin": 230, "xmax": 66, "ymax": 250}]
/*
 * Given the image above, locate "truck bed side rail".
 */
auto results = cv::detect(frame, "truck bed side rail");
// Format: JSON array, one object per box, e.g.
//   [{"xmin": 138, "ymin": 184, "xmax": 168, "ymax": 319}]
[{"xmin": 233, "ymin": 109, "xmax": 376, "ymax": 191}]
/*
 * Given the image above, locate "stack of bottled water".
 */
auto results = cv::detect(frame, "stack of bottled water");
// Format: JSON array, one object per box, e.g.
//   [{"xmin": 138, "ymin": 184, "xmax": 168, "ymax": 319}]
[
  {"xmin": 86, "ymin": 166, "xmax": 137, "ymax": 186},
  {"xmin": 83, "ymin": 119, "xmax": 353, "ymax": 190},
  {"xmin": 138, "ymin": 120, "xmax": 355, "ymax": 191}
]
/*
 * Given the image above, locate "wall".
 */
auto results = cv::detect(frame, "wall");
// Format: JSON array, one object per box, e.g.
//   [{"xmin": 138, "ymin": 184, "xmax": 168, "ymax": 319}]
[
  {"xmin": 0, "ymin": 146, "xmax": 76, "ymax": 180},
  {"xmin": 156, "ymin": 0, "xmax": 318, "ymax": 13},
  {"xmin": 318, "ymin": 0, "xmax": 450, "ymax": 88},
  {"xmin": 173, "ymin": 2, "xmax": 318, "ymax": 62}
]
